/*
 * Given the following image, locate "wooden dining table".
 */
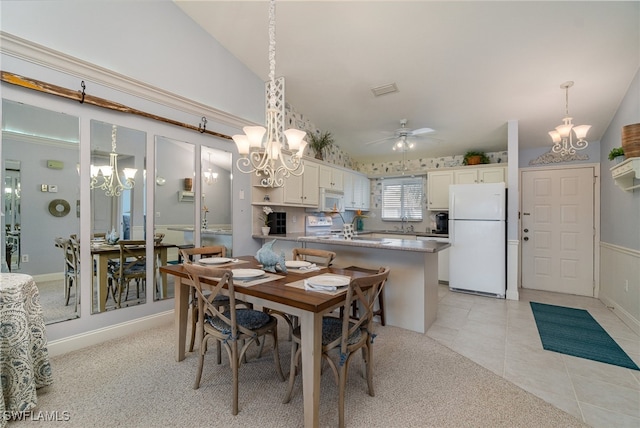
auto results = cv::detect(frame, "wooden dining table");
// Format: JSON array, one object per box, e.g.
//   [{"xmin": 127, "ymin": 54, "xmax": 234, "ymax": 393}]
[
  {"xmin": 92, "ymin": 242, "xmax": 175, "ymax": 312},
  {"xmin": 160, "ymin": 256, "xmax": 371, "ymax": 428}
]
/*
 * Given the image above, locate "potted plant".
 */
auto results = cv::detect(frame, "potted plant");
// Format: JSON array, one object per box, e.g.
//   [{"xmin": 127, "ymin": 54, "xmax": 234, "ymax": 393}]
[
  {"xmin": 259, "ymin": 206, "xmax": 273, "ymax": 235},
  {"xmin": 308, "ymin": 130, "xmax": 334, "ymax": 161},
  {"xmin": 608, "ymin": 147, "xmax": 625, "ymax": 163},
  {"xmin": 463, "ymin": 151, "xmax": 490, "ymax": 165}
]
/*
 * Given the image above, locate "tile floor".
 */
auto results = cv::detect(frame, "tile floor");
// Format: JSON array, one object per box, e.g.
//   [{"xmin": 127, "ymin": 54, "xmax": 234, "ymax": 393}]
[{"xmin": 427, "ymin": 285, "xmax": 640, "ymax": 428}]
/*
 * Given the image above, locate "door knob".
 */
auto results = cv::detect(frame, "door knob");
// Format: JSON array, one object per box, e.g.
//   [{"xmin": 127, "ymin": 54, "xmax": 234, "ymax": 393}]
[
  {"xmin": 523, "ymin": 236, "xmax": 529, "ymax": 241},
  {"xmin": 523, "ymin": 228, "xmax": 529, "ymax": 233}
]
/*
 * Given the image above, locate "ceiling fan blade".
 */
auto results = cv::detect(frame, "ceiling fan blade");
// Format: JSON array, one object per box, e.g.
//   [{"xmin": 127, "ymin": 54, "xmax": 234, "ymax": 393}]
[
  {"xmin": 411, "ymin": 127, "xmax": 435, "ymax": 135},
  {"xmin": 364, "ymin": 135, "xmax": 395, "ymax": 146}
]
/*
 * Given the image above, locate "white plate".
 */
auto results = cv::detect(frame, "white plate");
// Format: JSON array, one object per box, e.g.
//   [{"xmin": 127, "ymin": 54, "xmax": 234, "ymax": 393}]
[
  {"xmin": 307, "ymin": 275, "xmax": 350, "ymax": 288},
  {"xmin": 199, "ymin": 257, "xmax": 232, "ymax": 265},
  {"xmin": 231, "ymin": 269, "xmax": 265, "ymax": 280},
  {"xmin": 285, "ymin": 260, "xmax": 312, "ymax": 268}
]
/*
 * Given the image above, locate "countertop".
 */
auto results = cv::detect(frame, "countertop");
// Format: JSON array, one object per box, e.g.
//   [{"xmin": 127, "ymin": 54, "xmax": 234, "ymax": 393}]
[
  {"xmin": 252, "ymin": 231, "xmax": 450, "ymax": 253},
  {"xmin": 168, "ymin": 227, "xmax": 232, "ymax": 235}
]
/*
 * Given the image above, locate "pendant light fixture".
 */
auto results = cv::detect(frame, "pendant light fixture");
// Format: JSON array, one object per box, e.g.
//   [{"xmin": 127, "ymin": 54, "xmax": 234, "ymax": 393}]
[
  {"xmin": 232, "ymin": 0, "xmax": 307, "ymax": 187},
  {"xmin": 203, "ymin": 152, "xmax": 218, "ymax": 185},
  {"xmin": 548, "ymin": 81, "xmax": 590, "ymax": 156},
  {"xmin": 90, "ymin": 124, "xmax": 137, "ymax": 197}
]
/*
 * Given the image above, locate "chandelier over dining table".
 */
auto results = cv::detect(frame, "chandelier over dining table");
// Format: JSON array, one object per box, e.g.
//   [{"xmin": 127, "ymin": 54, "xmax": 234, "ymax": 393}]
[{"xmin": 232, "ymin": 0, "xmax": 307, "ymax": 188}]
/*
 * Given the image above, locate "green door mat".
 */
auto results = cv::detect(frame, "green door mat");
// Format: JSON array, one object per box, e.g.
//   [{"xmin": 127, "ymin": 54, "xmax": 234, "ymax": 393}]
[{"xmin": 530, "ymin": 302, "xmax": 639, "ymax": 371}]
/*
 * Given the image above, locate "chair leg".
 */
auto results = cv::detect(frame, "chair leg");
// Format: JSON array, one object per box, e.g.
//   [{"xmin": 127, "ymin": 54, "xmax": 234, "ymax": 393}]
[
  {"xmin": 271, "ymin": 330, "xmax": 285, "ymax": 381},
  {"xmin": 193, "ymin": 337, "xmax": 207, "ymax": 390},
  {"xmin": 231, "ymin": 341, "xmax": 239, "ymax": 415},
  {"xmin": 189, "ymin": 304, "xmax": 198, "ymax": 353},
  {"xmin": 283, "ymin": 342, "xmax": 300, "ymax": 403},
  {"xmin": 365, "ymin": 342, "xmax": 375, "ymax": 396},
  {"xmin": 338, "ymin": 363, "xmax": 348, "ymax": 428},
  {"xmin": 64, "ymin": 276, "xmax": 71, "ymax": 306}
]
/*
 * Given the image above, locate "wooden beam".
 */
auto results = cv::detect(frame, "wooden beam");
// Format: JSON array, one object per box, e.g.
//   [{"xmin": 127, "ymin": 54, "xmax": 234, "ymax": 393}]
[{"xmin": 1, "ymin": 70, "xmax": 232, "ymax": 140}]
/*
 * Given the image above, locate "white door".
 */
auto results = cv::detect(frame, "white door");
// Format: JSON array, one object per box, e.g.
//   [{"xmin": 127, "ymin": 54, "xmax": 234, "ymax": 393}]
[{"xmin": 521, "ymin": 167, "xmax": 595, "ymax": 296}]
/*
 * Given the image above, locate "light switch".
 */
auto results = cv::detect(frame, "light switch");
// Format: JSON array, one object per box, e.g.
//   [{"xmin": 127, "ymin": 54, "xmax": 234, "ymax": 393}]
[
  {"xmin": 239, "ymin": 189, "xmax": 245, "ymax": 200},
  {"xmin": 41, "ymin": 184, "xmax": 48, "ymax": 192}
]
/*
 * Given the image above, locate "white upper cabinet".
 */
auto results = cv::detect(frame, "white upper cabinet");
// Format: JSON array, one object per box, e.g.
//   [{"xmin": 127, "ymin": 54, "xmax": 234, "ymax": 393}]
[
  {"xmin": 427, "ymin": 171, "xmax": 454, "ymax": 210},
  {"xmin": 283, "ymin": 161, "xmax": 319, "ymax": 206},
  {"xmin": 344, "ymin": 170, "xmax": 370, "ymax": 211},
  {"xmin": 319, "ymin": 164, "xmax": 344, "ymax": 191},
  {"xmin": 454, "ymin": 166, "xmax": 507, "ymax": 185}
]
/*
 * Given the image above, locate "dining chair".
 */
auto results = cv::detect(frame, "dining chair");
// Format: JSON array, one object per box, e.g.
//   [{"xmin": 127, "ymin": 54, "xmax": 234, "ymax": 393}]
[
  {"xmin": 107, "ymin": 240, "xmax": 147, "ymax": 308},
  {"xmin": 292, "ymin": 247, "xmax": 336, "ymax": 267},
  {"xmin": 268, "ymin": 248, "xmax": 337, "ymax": 340},
  {"xmin": 54, "ymin": 237, "xmax": 80, "ymax": 312},
  {"xmin": 182, "ymin": 262, "xmax": 285, "ymax": 415},
  {"xmin": 179, "ymin": 245, "xmax": 230, "ymax": 354},
  {"xmin": 283, "ymin": 266, "xmax": 390, "ymax": 428},
  {"xmin": 342, "ymin": 266, "xmax": 386, "ymax": 326}
]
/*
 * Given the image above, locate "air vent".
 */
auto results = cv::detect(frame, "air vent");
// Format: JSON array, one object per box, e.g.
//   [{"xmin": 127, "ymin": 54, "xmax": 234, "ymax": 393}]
[{"xmin": 371, "ymin": 83, "xmax": 398, "ymax": 97}]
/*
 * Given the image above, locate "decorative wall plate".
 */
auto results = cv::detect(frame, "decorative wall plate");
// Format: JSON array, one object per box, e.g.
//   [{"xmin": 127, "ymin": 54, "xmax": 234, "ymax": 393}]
[{"xmin": 49, "ymin": 199, "xmax": 70, "ymax": 217}]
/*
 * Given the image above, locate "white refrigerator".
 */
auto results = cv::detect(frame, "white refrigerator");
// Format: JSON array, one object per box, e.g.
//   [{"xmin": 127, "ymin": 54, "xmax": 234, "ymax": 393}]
[{"xmin": 448, "ymin": 182, "xmax": 506, "ymax": 298}]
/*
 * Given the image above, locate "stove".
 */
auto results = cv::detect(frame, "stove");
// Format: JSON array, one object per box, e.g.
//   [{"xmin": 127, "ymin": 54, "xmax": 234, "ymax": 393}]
[{"xmin": 305, "ymin": 215, "xmax": 340, "ymax": 237}]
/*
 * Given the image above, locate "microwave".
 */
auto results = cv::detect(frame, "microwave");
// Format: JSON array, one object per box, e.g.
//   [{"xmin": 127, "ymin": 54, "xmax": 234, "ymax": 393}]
[{"xmin": 313, "ymin": 188, "xmax": 344, "ymax": 213}]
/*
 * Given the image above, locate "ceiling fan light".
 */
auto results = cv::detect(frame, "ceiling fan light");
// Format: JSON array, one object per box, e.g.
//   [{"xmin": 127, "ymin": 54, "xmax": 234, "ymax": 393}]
[{"xmin": 573, "ymin": 124, "xmax": 591, "ymax": 140}]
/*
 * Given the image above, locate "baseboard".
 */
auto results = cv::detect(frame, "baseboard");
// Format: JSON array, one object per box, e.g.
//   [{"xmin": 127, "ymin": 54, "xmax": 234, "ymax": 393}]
[
  {"xmin": 600, "ymin": 295, "xmax": 640, "ymax": 336},
  {"xmin": 47, "ymin": 310, "xmax": 173, "ymax": 357}
]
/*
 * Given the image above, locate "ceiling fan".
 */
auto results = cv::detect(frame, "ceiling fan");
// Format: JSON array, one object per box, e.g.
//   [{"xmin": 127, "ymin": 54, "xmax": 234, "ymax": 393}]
[{"xmin": 364, "ymin": 119, "xmax": 436, "ymax": 148}]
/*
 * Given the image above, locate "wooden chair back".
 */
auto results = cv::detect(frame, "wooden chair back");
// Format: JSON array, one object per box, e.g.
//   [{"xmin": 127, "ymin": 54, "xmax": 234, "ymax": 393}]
[
  {"xmin": 179, "ymin": 245, "xmax": 226, "ymax": 263},
  {"xmin": 292, "ymin": 248, "xmax": 336, "ymax": 267},
  {"xmin": 332, "ymin": 266, "xmax": 390, "ymax": 352}
]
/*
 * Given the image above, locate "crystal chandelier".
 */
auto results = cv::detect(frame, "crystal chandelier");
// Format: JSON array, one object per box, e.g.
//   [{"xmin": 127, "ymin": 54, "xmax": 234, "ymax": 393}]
[
  {"xmin": 90, "ymin": 124, "xmax": 137, "ymax": 197},
  {"xmin": 232, "ymin": 0, "xmax": 307, "ymax": 187},
  {"xmin": 203, "ymin": 152, "xmax": 218, "ymax": 185},
  {"xmin": 548, "ymin": 81, "xmax": 590, "ymax": 156}
]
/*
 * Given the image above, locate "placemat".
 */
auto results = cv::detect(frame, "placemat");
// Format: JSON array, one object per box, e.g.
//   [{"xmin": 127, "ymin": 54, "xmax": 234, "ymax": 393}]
[{"xmin": 202, "ymin": 272, "xmax": 283, "ymax": 287}]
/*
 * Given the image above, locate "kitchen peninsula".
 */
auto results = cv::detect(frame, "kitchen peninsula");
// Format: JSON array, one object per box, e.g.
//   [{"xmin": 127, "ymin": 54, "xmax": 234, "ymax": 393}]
[{"xmin": 253, "ymin": 233, "xmax": 449, "ymax": 333}]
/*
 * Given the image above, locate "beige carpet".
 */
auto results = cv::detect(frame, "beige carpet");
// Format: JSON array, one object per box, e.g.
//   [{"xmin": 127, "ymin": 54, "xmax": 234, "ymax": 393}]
[{"xmin": 17, "ymin": 320, "xmax": 587, "ymax": 427}]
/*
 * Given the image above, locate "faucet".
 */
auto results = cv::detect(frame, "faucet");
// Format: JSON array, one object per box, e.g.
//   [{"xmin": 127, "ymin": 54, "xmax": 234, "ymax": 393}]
[{"xmin": 401, "ymin": 216, "xmax": 408, "ymax": 233}]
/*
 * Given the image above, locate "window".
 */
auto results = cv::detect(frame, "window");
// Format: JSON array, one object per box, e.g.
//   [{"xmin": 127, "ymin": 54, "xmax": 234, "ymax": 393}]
[{"xmin": 381, "ymin": 177, "xmax": 424, "ymax": 221}]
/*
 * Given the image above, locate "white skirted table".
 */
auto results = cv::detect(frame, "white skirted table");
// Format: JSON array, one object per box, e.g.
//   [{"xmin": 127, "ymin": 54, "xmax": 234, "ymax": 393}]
[{"xmin": 0, "ymin": 273, "xmax": 53, "ymax": 425}]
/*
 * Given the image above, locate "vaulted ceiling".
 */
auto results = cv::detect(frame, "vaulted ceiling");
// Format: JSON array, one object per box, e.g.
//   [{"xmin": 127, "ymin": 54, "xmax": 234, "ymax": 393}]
[{"xmin": 175, "ymin": 1, "xmax": 639, "ymax": 161}]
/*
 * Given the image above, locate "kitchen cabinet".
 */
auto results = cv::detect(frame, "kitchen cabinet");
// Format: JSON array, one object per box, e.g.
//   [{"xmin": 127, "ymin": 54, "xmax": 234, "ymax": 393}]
[
  {"xmin": 283, "ymin": 161, "xmax": 319, "ymax": 206},
  {"xmin": 319, "ymin": 164, "xmax": 343, "ymax": 191},
  {"xmin": 454, "ymin": 166, "xmax": 507, "ymax": 185},
  {"xmin": 427, "ymin": 171, "xmax": 453, "ymax": 210},
  {"xmin": 344, "ymin": 171, "xmax": 370, "ymax": 210}
]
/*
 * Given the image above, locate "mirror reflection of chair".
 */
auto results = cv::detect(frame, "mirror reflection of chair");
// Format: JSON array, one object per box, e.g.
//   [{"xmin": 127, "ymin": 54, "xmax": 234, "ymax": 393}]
[
  {"xmin": 283, "ymin": 266, "xmax": 390, "ymax": 428},
  {"xmin": 107, "ymin": 240, "xmax": 147, "ymax": 308},
  {"xmin": 179, "ymin": 245, "xmax": 229, "ymax": 353},
  {"xmin": 54, "ymin": 237, "xmax": 80, "ymax": 312},
  {"xmin": 182, "ymin": 262, "xmax": 284, "ymax": 415}
]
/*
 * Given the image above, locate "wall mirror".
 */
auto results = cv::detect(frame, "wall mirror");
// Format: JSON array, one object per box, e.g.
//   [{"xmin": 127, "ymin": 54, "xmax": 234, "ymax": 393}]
[
  {"xmin": 90, "ymin": 119, "xmax": 146, "ymax": 314},
  {"xmin": 153, "ymin": 135, "xmax": 195, "ymax": 301},
  {"xmin": 200, "ymin": 146, "xmax": 233, "ymax": 255},
  {"xmin": 1, "ymin": 99, "xmax": 81, "ymax": 324}
]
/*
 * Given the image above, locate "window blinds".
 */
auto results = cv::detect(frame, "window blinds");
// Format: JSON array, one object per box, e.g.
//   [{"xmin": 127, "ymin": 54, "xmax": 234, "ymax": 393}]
[{"xmin": 381, "ymin": 177, "xmax": 423, "ymax": 221}]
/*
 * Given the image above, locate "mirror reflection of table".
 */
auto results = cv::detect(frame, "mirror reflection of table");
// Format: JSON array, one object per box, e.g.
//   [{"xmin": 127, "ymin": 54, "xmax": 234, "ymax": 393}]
[
  {"xmin": 91, "ymin": 243, "xmax": 175, "ymax": 312},
  {"xmin": 0, "ymin": 273, "xmax": 53, "ymax": 424}
]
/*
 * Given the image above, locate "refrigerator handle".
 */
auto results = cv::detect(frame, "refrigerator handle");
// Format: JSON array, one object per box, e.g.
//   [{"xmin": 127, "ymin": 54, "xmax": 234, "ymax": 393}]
[
  {"xmin": 448, "ymin": 220, "xmax": 454, "ymax": 243},
  {"xmin": 449, "ymin": 194, "xmax": 455, "ymax": 217}
]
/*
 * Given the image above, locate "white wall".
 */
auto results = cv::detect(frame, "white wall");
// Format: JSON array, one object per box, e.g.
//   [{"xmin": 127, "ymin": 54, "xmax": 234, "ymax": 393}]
[{"xmin": 1, "ymin": 1, "xmax": 264, "ymax": 350}]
